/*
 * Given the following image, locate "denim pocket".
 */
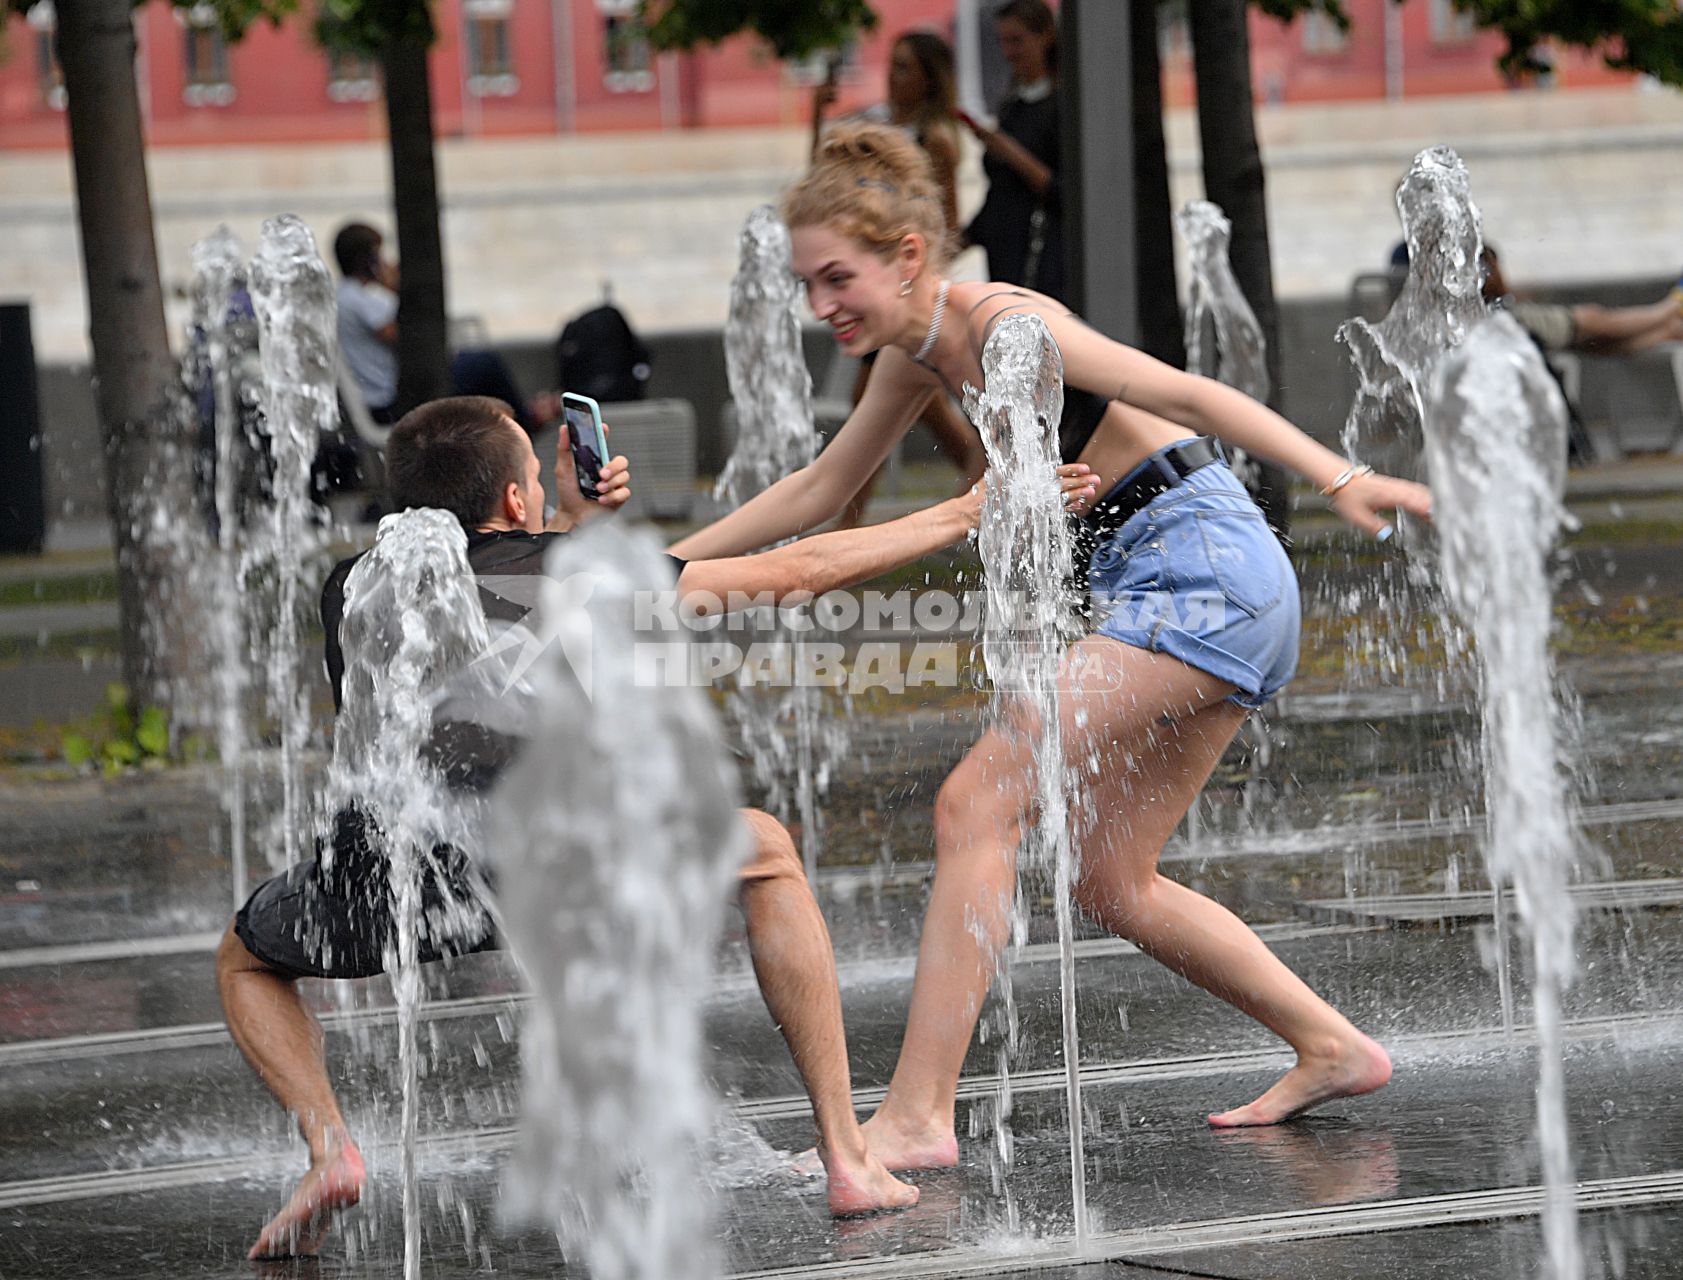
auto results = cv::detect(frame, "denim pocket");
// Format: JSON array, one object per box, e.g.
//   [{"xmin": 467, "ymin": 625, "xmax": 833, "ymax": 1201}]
[{"xmin": 1194, "ymin": 508, "xmax": 1285, "ymax": 618}]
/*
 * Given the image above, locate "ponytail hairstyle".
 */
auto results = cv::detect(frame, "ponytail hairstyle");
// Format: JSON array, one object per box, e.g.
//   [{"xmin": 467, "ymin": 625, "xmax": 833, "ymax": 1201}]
[
  {"xmin": 995, "ymin": 0, "xmax": 1058, "ymax": 79},
  {"xmin": 782, "ymin": 122, "xmax": 951, "ymax": 268}
]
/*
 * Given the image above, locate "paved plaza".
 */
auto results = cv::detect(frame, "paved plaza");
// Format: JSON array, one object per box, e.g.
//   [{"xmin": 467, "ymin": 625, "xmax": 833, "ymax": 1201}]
[{"xmin": 3, "ymin": 462, "xmax": 1683, "ymax": 1277}]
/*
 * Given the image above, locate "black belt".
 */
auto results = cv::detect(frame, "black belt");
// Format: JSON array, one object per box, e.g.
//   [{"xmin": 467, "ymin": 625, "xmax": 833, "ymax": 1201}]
[{"xmin": 1084, "ymin": 436, "xmax": 1225, "ymax": 535}]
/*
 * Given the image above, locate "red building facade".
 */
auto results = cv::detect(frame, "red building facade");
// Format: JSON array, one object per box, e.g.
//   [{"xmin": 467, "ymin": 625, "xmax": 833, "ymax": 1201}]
[
  {"xmin": 1161, "ymin": 0, "xmax": 1632, "ymax": 107},
  {"xmin": 0, "ymin": 0, "xmax": 1639, "ymax": 152}
]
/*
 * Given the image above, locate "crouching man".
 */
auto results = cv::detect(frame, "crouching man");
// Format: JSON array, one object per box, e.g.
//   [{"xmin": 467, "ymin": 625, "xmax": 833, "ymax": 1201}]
[{"xmin": 217, "ymin": 394, "xmax": 1020, "ymax": 1256}]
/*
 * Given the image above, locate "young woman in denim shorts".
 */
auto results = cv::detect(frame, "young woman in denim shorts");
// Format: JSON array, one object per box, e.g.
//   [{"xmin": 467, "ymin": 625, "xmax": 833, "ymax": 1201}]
[{"xmin": 673, "ymin": 123, "xmax": 1433, "ymax": 1170}]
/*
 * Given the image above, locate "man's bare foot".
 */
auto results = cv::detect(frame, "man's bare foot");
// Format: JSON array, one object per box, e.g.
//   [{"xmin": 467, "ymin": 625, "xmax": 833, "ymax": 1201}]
[
  {"xmin": 858, "ymin": 1111, "xmax": 959, "ymax": 1172},
  {"xmin": 1208, "ymin": 1034, "xmax": 1393, "ymax": 1128},
  {"xmin": 249, "ymin": 1141, "xmax": 367, "ymax": 1259},
  {"xmin": 820, "ymin": 1140, "xmax": 920, "ymax": 1217}
]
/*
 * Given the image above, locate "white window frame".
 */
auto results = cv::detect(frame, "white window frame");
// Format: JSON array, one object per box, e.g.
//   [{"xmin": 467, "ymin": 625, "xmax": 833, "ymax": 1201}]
[
  {"xmin": 178, "ymin": 6, "xmax": 236, "ymax": 107},
  {"xmin": 602, "ymin": 11, "xmax": 654, "ymax": 94},
  {"xmin": 27, "ymin": 4, "xmax": 66, "ymax": 111}
]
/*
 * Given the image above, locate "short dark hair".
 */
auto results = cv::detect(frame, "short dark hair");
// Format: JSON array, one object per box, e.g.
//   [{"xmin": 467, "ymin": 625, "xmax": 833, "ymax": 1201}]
[
  {"xmin": 334, "ymin": 222, "xmax": 383, "ymax": 279},
  {"xmin": 386, "ymin": 396, "xmax": 526, "ymax": 529}
]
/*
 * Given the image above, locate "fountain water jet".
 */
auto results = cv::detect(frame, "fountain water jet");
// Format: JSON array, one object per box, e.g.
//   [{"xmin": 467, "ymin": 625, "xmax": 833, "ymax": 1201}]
[
  {"xmin": 493, "ymin": 524, "xmax": 745, "ymax": 1280},
  {"xmin": 1329, "ymin": 146, "xmax": 1488, "ymax": 928},
  {"xmin": 716, "ymin": 206, "xmax": 849, "ymax": 879},
  {"xmin": 328, "ymin": 508, "xmax": 498, "ymax": 1279},
  {"xmin": 249, "ymin": 214, "xmax": 336, "ymax": 869},
  {"xmin": 1340, "ymin": 145, "xmax": 1488, "ymax": 484},
  {"xmin": 188, "ymin": 226, "xmax": 253, "ymax": 904},
  {"xmin": 1178, "ymin": 198, "xmax": 1269, "ymax": 487},
  {"xmin": 964, "ymin": 313, "xmax": 1088, "ymax": 1245},
  {"xmin": 1175, "ymin": 197, "xmax": 1280, "ymax": 848},
  {"xmin": 1424, "ymin": 311, "xmax": 1584, "ymax": 1280}
]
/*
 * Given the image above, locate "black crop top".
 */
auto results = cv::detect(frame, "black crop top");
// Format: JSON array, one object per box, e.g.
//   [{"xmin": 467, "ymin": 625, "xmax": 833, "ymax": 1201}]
[{"xmin": 932, "ymin": 288, "xmax": 1113, "ymax": 464}]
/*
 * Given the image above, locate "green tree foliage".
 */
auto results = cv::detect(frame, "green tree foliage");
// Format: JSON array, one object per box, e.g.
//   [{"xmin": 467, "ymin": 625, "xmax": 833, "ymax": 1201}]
[
  {"xmin": 310, "ymin": 0, "xmax": 435, "ymax": 55},
  {"xmin": 1452, "ymin": 0, "xmax": 1683, "ymax": 84},
  {"xmin": 183, "ymin": 0, "xmax": 433, "ymax": 51},
  {"xmin": 640, "ymin": 0, "xmax": 877, "ymax": 61}
]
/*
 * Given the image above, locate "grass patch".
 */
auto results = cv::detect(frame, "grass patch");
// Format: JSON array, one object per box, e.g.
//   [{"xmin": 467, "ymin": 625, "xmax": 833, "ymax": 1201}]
[
  {"xmin": 0, "ymin": 630, "xmax": 122, "ymax": 665},
  {"xmin": 0, "ymin": 570, "xmax": 119, "ymax": 608},
  {"xmin": 1566, "ymin": 517, "xmax": 1683, "ymax": 546}
]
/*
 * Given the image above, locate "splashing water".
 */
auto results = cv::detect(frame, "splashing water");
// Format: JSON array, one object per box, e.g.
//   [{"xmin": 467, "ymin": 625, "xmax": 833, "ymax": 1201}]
[
  {"xmin": 249, "ymin": 214, "xmax": 336, "ymax": 869},
  {"xmin": 328, "ymin": 509, "xmax": 497, "ymax": 1280},
  {"xmin": 188, "ymin": 226, "xmax": 254, "ymax": 904},
  {"xmin": 716, "ymin": 207, "xmax": 820, "ymax": 505},
  {"xmin": 1339, "ymin": 146, "xmax": 1487, "ymax": 484},
  {"xmin": 493, "ymin": 523, "xmax": 745, "ymax": 1280},
  {"xmin": 1326, "ymin": 146, "xmax": 1484, "ymax": 861},
  {"xmin": 1177, "ymin": 198, "xmax": 1269, "ymax": 405},
  {"xmin": 1175, "ymin": 198, "xmax": 1279, "ymax": 847},
  {"xmin": 716, "ymin": 205, "xmax": 848, "ymax": 878},
  {"xmin": 963, "ymin": 313, "xmax": 1088, "ymax": 1245},
  {"xmin": 1424, "ymin": 312, "xmax": 1582, "ymax": 1280}
]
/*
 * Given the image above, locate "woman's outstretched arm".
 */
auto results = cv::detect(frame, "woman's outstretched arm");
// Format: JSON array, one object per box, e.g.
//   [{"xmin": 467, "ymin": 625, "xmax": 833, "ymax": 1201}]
[
  {"xmin": 1047, "ymin": 311, "xmax": 1433, "ymax": 534},
  {"xmin": 670, "ymin": 352, "xmax": 937, "ymax": 560}
]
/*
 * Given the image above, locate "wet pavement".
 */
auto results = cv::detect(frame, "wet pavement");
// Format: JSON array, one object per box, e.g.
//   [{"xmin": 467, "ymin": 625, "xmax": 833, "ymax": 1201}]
[{"xmin": 3, "ymin": 506, "xmax": 1683, "ymax": 1277}]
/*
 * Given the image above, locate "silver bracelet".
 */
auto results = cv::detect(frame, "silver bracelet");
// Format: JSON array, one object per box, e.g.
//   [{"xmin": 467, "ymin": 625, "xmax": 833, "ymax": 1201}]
[{"xmin": 1321, "ymin": 463, "xmax": 1373, "ymax": 497}]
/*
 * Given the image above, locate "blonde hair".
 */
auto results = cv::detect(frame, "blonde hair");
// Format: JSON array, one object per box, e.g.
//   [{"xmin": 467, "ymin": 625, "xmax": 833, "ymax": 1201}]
[{"xmin": 783, "ymin": 122, "xmax": 951, "ymax": 267}]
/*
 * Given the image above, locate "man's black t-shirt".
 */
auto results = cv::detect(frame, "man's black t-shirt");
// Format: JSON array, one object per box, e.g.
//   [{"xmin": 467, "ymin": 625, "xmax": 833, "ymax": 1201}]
[{"xmin": 320, "ymin": 527, "xmax": 687, "ymax": 711}]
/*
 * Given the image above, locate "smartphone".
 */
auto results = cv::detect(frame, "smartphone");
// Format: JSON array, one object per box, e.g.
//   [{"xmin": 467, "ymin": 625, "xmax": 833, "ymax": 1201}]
[{"xmin": 561, "ymin": 392, "xmax": 610, "ymax": 502}]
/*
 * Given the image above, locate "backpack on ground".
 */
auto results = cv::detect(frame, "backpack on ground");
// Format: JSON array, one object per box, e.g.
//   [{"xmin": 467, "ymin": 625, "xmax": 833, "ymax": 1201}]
[{"xmin": 555, "ymin": 302, "xmax": 651, "ymax": 404}]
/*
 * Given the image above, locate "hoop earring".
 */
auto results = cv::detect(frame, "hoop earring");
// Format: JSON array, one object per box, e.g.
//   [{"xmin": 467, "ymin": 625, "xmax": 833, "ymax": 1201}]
[{"xmin": 899, "ymin": 279, "xmax": 914, "ymax": 297}]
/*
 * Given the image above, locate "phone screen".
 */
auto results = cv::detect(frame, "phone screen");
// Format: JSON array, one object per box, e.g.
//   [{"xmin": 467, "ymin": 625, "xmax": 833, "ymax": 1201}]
[{"xmin": 564, "ymin": 402, "xmax": 604, "ymax": 499}]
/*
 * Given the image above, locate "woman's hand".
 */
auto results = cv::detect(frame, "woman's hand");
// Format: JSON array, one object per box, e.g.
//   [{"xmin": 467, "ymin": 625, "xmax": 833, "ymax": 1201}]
[
  {"xmin": 1058, "ymin": 462, "xmax": 1097, "ymax": 515},
  {"xmin": 1332, "ymin": 470, "xmax": 1433, "ymax": 540},
  {"xmin": 952, "ymin": 481, "xmax": 984, "ymax": 534}
]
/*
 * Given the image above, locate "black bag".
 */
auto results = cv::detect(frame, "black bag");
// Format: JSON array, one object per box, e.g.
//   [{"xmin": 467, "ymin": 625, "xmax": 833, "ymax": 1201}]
[{"xmin": 554, "ymin": 302, "xmax": 651, "ymax": 404}]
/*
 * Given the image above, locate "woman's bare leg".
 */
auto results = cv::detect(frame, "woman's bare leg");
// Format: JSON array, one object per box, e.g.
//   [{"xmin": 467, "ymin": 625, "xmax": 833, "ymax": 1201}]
[
  {"xmin": 861, "ymin": 638, "xmax": 1390, "ymax": 1168},
  {"xmin": 1071, "ymin": 694, "xmax": 1392, "ymax": 1127},
  {"xmin": 860, "ymin": 640, "xmax": 1240, "ymax": 1167}
]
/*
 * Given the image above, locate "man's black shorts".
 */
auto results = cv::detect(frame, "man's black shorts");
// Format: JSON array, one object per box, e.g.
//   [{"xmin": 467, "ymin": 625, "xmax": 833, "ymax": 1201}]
[{"xmin": 234, "ymin": 805, "xmax": 498, "ymax": 981}]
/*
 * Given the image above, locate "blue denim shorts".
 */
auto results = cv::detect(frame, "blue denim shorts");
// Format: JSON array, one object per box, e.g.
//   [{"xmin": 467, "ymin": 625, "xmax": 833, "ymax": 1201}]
[{"xmin": 1085, "ymin": 453, "xmax": 1300, "ymax": 708}]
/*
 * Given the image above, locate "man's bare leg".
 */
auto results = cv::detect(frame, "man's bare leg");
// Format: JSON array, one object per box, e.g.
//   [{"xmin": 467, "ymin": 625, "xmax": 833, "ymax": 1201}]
[
  {"xmin": 735, "ymin": 809, "xmax": 917, "ymax": 1216},
  {"xmin": 216, "ymin": 925, "xmax": 366, "ymax": 1257}
]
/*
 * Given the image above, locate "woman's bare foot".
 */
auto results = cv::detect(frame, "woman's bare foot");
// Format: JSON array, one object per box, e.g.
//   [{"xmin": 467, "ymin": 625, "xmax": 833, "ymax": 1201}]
[
  {"xmin": 1208, "ymin": 1034, "xmax": 1393, "ymax": 1128},
  {"xmin": 249, "ymin": 1139, "xmax": 367, "ymax": 1259},
  {"xmin": 820, "ymin": 1139, "xmax": 920, "ymax": 1217},
  {"xmin": 858, "ymin": 1111, "xmax": 960, "ymax": 1171}
]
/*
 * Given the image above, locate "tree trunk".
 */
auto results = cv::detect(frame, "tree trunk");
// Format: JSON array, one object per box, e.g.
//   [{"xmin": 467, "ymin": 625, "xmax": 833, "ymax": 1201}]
[
  {"xmin": 1130, "ymin": 0, "xmax": 1185, "ymax": 368},
  {"xmin": 55, "ymin": 0, "xmax": 202, "ymax": 710},
  {"xmin": 380, "ymin": 36, "xmax": 450, "ymax": 415},
  {"xmin": 1188, "ymin": 0, "xmax": 1291, "ymax": 538}
]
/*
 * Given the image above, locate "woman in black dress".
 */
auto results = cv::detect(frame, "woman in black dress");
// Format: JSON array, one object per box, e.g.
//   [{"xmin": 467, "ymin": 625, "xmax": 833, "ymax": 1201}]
[{"xmin": 961, "ymin": 0, "xmax": 1064, "ymax": 300}]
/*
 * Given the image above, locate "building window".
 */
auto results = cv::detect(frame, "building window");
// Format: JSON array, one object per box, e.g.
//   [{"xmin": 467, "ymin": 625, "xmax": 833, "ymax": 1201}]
[
  {"xmin": 326, "ymin": 48, "xmax": 379, "ymax": 102},
  {"xmin": 465, "ymin": 0, "xmax": 519, "ymax": 97},
  {"xmin": 26, "ymin": 3, "xmax": 65, "ymax": 111},
  {"xmin": 1429, "ymin": 0, "xmax": 1477, "ymax": 44},
  {"xmin": 181, "ymin": 6, "xmax": 235, "ymax": 106},
  {"xmin": 1301, "ymin": 11, "xmax": 1348, "ymax": 55},
  {"xmin": 603, "ymin": 13, "xmax": 654, "ymax": 92}
]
